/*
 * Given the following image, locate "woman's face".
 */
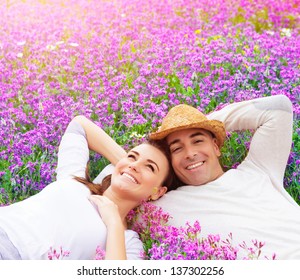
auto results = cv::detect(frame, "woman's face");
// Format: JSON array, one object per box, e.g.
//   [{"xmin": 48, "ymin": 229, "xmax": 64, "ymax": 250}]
[{"xmin": 110, "ymin": 143, "xmax": 169, "ymax": 202}]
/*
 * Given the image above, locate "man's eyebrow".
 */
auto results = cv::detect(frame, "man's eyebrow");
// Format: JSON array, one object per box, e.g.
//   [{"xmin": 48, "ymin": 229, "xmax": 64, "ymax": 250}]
[
  {"xmin": 168, "ymin": 132, "xmax": 206, "ymax": 147},
  {"xmin": 190, "ymin": 132, "xmax": 206, "ymax": 138},
  {"xmin": 130, "ymin": 150, "xmax": 160, "ymax": 171},
  {"xmin": 168, "ymin": 139, "xmax": 180, "ymax": 147}
]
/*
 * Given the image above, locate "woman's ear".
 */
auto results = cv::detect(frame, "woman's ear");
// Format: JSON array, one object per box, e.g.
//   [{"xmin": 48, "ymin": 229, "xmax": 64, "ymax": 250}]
[{"xmin": 150, "ymin": 186, "xmax": 167, "ymax": 201}]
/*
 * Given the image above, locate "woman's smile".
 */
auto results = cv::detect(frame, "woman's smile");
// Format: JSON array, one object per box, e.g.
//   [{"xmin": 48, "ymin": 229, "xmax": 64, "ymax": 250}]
[{"xmin": 121, "ymin": 172, "xmax": 139, "ymax": 184}]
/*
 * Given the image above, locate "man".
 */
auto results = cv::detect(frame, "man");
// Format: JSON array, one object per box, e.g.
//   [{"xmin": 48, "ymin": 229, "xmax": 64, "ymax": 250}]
[
  {"xmin": 149, "ymin": 94, "xmax": 300, "ymax": 259},
  {"xmin": 95, "ymin": 94, "xmax": 300, "ymax": 259}
]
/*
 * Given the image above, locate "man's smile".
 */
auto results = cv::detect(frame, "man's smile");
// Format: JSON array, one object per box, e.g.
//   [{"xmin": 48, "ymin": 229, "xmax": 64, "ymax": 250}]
[{"xmin": 186, "ymin": 161, "xmax": 204, "ymax": 170}]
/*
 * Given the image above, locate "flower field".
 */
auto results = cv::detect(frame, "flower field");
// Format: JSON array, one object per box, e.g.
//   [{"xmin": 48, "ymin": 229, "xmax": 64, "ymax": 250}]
[
  {"xmin": 126, "ymin": 202, "xmax": 276, "ymax": 260},
  {"xmin": 0, "ymin": 0, "xmax": 299, "ymax": 209}
]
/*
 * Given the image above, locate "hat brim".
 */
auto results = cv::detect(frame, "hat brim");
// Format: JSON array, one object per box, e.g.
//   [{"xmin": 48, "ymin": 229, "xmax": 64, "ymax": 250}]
[{"xmin": 150, "ymin": 120, "xmax": 226, "ymax": 148}]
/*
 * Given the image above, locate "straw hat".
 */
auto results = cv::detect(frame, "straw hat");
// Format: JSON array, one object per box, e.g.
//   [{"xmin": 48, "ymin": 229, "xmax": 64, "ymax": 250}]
[{"xmin": 149, "ymin": 104, "xmax": 226, "ymax": 148}]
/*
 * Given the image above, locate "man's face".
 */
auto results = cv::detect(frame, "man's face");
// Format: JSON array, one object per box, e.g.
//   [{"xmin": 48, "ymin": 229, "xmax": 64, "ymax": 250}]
[{"xmin": 167, "ymin": 128, "xmax": 223, "ymax": 185}]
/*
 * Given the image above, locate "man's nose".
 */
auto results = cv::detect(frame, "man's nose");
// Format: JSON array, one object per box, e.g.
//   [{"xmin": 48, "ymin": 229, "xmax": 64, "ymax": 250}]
[{"xmin": 185, "ymin": 147, "xmax": 197, "ymax": 160}]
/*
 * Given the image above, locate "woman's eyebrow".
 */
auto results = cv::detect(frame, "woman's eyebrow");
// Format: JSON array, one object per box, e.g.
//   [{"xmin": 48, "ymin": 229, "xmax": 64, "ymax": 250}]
[{"xmin": 130, "ymin": 150, "xmax": 160, "ymax": 171}]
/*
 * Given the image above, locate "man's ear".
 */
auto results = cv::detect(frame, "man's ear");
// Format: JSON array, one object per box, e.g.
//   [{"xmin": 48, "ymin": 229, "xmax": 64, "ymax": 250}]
[
  {"xmin": 213, "ymin": 138, "xmax": 221, "ymax": 157},
  {"xmin": 151, "ymin": 186, "xmax": 167, "ymax": 201}
]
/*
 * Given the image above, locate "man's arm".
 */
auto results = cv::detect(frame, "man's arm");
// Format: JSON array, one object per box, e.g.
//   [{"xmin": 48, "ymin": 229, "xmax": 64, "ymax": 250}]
[{"xmin": 208, "ymin": 95, "xmax": 293, "ymax": 190}]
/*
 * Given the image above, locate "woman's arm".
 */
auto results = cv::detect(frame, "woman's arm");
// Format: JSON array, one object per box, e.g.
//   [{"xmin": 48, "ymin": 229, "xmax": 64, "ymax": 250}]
[
  {"xmin": 89, "ymin": 195, "xmax": 127, "ymax": 260},
  {"xmin": 73, "ymin": 115, "xmax": 126, "ymax": 165},
  {"xmin": 56, "ymin": 120, "xmax": 90, "ymax": 180}
]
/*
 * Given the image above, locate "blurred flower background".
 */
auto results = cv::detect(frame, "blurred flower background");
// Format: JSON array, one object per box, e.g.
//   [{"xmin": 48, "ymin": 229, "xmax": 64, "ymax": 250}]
[{"xmin": 0, "ymin": 0, "xmax": 299, "ymax": 206}]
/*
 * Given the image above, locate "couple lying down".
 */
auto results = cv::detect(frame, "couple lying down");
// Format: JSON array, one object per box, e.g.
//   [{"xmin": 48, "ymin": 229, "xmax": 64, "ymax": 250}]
[{"xmin": 1, "ymin": 95, "xmax": 299, "ymax": 260}]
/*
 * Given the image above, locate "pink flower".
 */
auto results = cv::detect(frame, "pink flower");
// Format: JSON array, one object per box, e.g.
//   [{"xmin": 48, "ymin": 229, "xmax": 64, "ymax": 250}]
[
  {"xmin": 125, "ymin": 201, "xmax": 275, "ymax": 260},
  {"xmin": 47, "ymin": 246, "xmax": 70, "ymax": 260},
  {"xmin": 94, "ymin": 246, "xmax": 106, "ymax": 260}
]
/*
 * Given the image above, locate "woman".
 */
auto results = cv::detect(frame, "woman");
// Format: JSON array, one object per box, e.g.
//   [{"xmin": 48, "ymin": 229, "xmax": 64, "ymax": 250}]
[{"xmin": 0, "ymin": 116, "xmax": 176, "ymax": 260}]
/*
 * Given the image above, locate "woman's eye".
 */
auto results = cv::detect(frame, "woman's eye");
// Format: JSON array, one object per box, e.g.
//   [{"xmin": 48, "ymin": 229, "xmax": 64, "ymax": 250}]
[
  {"xmin": 128, "ymin": 154, "xmax": 136, "ymax": 160},
  {"xmin": 194, "ymin": 139, "xmax": 203, "ymax": 144},
  {"xmin": 147, "ymin": 165, "xmax": 155, "ymax": 172}
]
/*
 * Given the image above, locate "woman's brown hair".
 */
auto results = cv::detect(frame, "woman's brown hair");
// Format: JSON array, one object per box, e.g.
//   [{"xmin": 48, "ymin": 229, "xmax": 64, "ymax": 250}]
[{"xmin": 74, "ymin": 138, "xmax": 180, "ymax": 195}]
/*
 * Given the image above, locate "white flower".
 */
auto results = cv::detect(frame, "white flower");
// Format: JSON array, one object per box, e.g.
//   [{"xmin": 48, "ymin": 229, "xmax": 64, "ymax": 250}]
[
  {"xmin": 280, "ymin": 28, "xmax": 292, "ymax": 38},
  {"xmin": 266, "ymin": 30, "xmax": 274, "ymax": 36},
  {"xmin": 1, "ymin": 118, "xmax": 6, "ymax": 126},
  {"xmin": 130, "ymin": 131, "xmax": 145, "ymax": 139},
  {"xmin": 17, "ymin": 41, "xmax": 26, "ymax": 46},
  {"xmin": 46, "ymin": 44, "xmax": 56, "ymax": 51},
  {"xmin": 16, "ymin": 52, "xmax": 23, "ymax": 58},
  {"xmin": 191, "ymin": 71, "xmax": 198, "ymax": 81},
  {"xmin": 69, "ymin": 42, "xmax": 79, "ymax": 47},
  {"xmin": 39, "ymin": 102, "xmax": 44, "ymax": 111}
]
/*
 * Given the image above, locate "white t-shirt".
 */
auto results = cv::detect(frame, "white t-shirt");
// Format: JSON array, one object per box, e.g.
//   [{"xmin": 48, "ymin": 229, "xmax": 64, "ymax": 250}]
[
  {"xmin": 153, "ymin": 95, "xmax": 300, "ymax": 259},
  {"xmin": 0, "ymin": 122, "xmax": 143, "ymax": 260}
]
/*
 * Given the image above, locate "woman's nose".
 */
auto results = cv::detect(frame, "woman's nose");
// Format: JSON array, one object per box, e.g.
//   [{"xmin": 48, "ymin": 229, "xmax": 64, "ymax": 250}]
[{"xmin": 128, "ymin": 161, "xmax": 140, "ymax": 172}]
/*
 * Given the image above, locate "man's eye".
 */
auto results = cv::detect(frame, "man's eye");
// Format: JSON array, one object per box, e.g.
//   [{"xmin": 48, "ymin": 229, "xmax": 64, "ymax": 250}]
[{"xmin": 171, "ymin": 147, "xmax": 181, "ymax": 153}]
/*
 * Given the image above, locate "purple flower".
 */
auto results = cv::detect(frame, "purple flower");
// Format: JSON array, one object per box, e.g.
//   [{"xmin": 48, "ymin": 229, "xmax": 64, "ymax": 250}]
[{"xmin": 127, "ymin": 202, "xmax": 274, "ymax": 260}]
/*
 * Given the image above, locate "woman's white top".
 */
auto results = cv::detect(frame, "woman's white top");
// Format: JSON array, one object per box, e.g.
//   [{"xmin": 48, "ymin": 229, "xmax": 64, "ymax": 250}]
[{"xmin": 0, "ymin": 122, "xmax": 143, "ymax": 260}]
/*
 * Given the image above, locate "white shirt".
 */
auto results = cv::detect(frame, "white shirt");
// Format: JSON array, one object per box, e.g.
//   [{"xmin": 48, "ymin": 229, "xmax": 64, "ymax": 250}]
[
  {"xmin": 153, "ymin": 95, "xmax": 300, "ymax": 259},
  {"xmin": 0, "ymin": 122, "xmax": 143, "ymax": 260}
]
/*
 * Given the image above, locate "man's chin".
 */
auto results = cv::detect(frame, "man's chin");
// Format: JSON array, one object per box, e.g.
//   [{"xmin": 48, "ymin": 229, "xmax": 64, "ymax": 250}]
[{"xmin": 180, "ymin": 176, "xmax": 207, "ymax": 186}]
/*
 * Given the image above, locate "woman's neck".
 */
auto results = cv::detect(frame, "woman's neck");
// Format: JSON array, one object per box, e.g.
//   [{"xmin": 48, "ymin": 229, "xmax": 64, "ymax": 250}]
[{"xmin": 103, "ymin": 188, "xmax": 137, "ymax": 227}]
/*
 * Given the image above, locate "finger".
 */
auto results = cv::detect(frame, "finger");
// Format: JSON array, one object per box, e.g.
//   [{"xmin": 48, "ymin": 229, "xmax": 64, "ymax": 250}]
[
  {"xmin": 89, "ymin": 195, "xmax": 104, "ymax": 203},
  {"xmin": 89, "ymin": 194, "xmax": 103, "ymax": 200},
  {"xmin": 89, "ymin": 196, "xmax": 105, "ymax": 208},
  {"xmin": 94, "ymin": 195, "xmax": 113, "ymax": 204}
]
